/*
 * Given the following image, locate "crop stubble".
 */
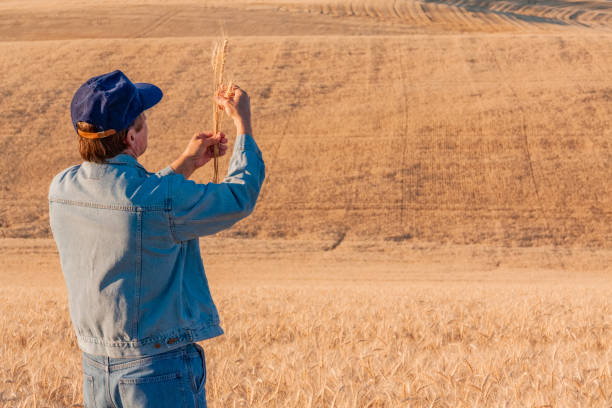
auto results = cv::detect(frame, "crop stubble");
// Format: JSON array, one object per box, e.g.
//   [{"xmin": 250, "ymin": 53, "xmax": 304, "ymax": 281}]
[{"xmin": 1, "ymin": 18, "xmax": 611, "ymax": 246}]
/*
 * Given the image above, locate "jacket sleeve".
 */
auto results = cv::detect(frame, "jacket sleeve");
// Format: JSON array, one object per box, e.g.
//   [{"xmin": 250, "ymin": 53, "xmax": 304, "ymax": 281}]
[{"xmin": 168, "ymin": 134, "xmax": 265, "ymax": 241}]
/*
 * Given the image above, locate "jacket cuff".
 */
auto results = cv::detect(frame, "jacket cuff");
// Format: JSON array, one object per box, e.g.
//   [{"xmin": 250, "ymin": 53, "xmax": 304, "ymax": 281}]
[
  {"xmin": 157, "ymin": 165, "xmax": 175, "ymax": 177},
  {"xmin": 234, "ymin": 134, "xmax": 262, "ymax": 159}
]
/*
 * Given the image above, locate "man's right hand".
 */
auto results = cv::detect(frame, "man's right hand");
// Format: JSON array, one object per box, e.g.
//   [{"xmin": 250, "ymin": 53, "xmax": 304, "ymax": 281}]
[{"xmin": 216, "ymin": 85, "xmax": 253, "ymax": 136}]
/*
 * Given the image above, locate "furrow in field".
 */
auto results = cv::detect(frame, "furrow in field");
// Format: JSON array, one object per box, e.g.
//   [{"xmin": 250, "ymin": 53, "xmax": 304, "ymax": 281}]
[
  {"xmin": 3, "ymin": 1, "xmax": 608, "ymax": 41},
  {"xmin": 270, "ymin": 0, "xmax": 610, "ymax": 32},
  {"xmin": 419, "ymin": 0, "xmax": 612, "ymax": 29}
]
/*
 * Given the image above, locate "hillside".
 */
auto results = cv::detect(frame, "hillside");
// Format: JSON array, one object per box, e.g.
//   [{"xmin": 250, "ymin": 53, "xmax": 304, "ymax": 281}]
[{"xmin": 0, "ymin": 0, "xmax": 610, "ymax": 249}]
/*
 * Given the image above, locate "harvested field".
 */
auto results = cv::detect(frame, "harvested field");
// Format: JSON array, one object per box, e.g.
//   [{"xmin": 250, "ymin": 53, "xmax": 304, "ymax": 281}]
[
  {"xmin": 1, "ymin": 3, "xmax": 611, "ymax": 248},
  {"xmin": 1, "ymin": 0, "xmax": 611, "ymax": 406}
]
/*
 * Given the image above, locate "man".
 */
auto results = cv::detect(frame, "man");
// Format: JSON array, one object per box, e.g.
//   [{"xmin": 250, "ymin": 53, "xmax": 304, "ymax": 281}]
[{"xmin": 48, "ymin": 70, "xmax": 265, "ymax": 408}]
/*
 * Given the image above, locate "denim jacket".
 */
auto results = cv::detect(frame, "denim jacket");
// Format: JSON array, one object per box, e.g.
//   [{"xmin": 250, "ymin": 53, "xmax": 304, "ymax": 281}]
[{"xmin": 49, "ymin": 134, "xmax": 264, "ymax": 357}]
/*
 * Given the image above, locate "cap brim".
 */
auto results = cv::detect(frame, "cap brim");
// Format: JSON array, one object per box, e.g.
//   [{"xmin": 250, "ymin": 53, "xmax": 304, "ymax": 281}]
[{"xmin": 135, "ymin": 83, "xmax": 163, "ymax": 111}]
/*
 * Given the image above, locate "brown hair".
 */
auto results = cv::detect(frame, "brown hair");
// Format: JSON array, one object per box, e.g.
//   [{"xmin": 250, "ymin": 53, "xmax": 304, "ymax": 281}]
[{"xmin": 77, "ymin": 114, "xmax": 145, "ymax": 163}]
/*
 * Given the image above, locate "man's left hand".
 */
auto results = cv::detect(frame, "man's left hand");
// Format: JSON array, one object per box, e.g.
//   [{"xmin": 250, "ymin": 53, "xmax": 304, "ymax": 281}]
[{"xmin": 171, "ymin": 132, "xmax": 228, "ymax": 179}]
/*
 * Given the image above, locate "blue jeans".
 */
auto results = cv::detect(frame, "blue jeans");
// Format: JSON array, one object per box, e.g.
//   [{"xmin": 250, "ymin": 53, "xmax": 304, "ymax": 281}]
[{"xmin": 81, "ymin": 343, "xmax": 207, "ymax": 408}]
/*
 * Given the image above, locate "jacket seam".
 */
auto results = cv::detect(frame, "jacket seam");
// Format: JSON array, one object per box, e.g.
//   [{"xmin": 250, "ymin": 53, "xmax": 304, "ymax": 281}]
[
  {"xmin": 49, "ymin": 197, "xmax": 168, "ymax": 211},
  {"xmin": 167, "ymin": 178, "xmax": 181, "ymax": 243},
  {"xmin": 134, "ymin": 210, "xmax": 142, "ymax": 339},
  {"xmin": 76, "ymin": 322, "xmax": 220, "ymax": 347}
]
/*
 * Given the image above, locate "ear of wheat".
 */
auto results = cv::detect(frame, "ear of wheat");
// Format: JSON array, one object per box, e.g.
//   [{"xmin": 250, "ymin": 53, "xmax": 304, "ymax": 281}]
[{"xmin": 211, "ymin": 39, "xmax": 229, "ymax": 183}]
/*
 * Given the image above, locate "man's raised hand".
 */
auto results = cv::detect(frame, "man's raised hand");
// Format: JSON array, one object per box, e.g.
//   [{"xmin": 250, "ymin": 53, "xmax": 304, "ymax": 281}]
[
  {"xmin": 216, "ymin": 85, "xmax": 253, "ymax": 136},
  {"xmin": 170, "ymin": 131, "xmax": 228, "ymax": 179}
]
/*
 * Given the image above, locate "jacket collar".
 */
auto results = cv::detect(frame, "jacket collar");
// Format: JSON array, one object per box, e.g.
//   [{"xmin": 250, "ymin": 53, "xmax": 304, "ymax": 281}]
[
  {"xmin": 106, "ymin": 154, "xmax": 139, "ymax": 165},
  {"xmin": 104, "ymin": 154, "xmax": 147, "ymax": 171},
  {"xmin": 79, "ymin": 154, "xmax": 150, "ymax": 174}
]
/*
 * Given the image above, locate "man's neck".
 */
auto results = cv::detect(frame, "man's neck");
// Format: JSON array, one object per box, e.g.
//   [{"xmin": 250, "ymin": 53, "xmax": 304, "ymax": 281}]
[{"xmin": 122, "ymin": 147, "xmax": 138, "ymax": 159}]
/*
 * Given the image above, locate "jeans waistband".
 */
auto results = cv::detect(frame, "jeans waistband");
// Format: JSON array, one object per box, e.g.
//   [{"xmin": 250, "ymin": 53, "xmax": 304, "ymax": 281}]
[{"xmin": 82, "ymin": 342, "xmax": 202, "ymax": 371}]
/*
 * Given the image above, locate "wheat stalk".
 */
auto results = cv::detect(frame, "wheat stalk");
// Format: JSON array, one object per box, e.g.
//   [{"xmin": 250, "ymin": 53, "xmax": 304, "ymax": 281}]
[{"xmin": 211, "ymin": 38, "xmax": 229, "ymax": 183}]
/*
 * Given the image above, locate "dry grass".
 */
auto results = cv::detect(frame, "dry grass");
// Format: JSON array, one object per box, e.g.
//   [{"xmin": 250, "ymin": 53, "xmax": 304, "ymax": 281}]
[{"xmin": 3, "ymin": 279, "xmax": 612, "ymax": 407}]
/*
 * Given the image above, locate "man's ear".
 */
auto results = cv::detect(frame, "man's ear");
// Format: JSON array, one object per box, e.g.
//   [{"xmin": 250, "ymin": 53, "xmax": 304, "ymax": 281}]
[{"xmin": 125, "ymin": 127, "xmax": 136, "ymax": 147}]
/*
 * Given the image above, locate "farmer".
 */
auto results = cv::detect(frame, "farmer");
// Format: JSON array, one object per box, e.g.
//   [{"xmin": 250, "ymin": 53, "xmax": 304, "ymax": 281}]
[{"xmin": 48, "ymin": 70, "xmax": 265, "ymax": 407}]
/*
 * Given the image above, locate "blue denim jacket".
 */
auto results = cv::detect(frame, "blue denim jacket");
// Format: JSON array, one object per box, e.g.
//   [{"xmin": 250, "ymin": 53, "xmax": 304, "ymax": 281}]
[{"xmin": 49, "ymin": 134, "xmax": 264, "ymax": 357}]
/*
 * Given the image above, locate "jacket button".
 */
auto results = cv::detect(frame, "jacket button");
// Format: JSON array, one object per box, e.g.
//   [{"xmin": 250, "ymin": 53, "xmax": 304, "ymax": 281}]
[{"xmin": 154, "ymin": 343, "xmax": 161, "ymax": 349}]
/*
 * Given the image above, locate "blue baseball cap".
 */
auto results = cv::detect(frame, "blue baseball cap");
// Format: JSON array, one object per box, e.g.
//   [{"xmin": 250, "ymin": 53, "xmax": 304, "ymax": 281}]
[{"xmin": 70, "ymin": 70, "xmax": 163, "ymax": 139}]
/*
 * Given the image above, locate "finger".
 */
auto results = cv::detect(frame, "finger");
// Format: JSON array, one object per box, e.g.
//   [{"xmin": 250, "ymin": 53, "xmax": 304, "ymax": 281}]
[
  {"xmin": 215, "ymin": 96, "xmax": 232, "ymax": 111},
  {"xmin": 195, "ymin": 132, "xmax": 214, "ymax": 140},
  {"xmin": 219, "ymin": 104, "xmax": 235, "ymax": 116},
  {"xmin": 205, "ymin": 133, "xmax": 224, "ymax": 146},
  {"xmin": 197, "ymin": 135, "xmax": 220, "ymax": 148},
  {"xmin": 217, "ymin": 134, "xmax": 228, "ymax": 145},
  {"xmin": 215, "ymin": 95, "xmax": 229, "ymax": 104}
]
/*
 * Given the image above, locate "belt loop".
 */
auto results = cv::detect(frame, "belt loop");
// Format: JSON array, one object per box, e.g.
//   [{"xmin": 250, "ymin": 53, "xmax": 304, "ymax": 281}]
[{"xmin": 104, "ymin": 356, "xmax": 116, "ymax": 408}]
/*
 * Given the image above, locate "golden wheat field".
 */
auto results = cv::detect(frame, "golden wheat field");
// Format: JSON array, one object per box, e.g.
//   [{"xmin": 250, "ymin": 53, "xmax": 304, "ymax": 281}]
[
  {"xmin": 1, "ymin": 0, "xmax": 612, "ymax": 406},
  {"xmin": 2, "ymin": 239, "xmax": 612, "ymax": 407}
]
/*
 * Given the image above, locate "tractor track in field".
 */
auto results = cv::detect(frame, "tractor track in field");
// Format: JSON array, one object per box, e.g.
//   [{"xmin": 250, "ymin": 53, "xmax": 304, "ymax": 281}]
[
  {"xmin": 132, "ymin": 10, "xmax": 180, "ymax": 38},
  {"xmin": 510, "ymin": 85, "xmax": 567, "ymax": 269},
  {"xmin": 574, "ymin": 41, "xmax": 610, "ymax": 206},
  {"xmin": 397, "ymin": 41, "xmax": 410, "ymax": 228},
  {"xmin": 267, "ymin": 41, "xmax": 293, "ymax": 166},
  {"xmin": 392, "ymin": 0, "xmax": 402, "ymax": 20},
  {"xmin": 253, "ymin": 39, "xmax": 288, "ymax": 204},
  {"xmin": 458, "ymin": 38, "xmax": 503, "ymax": 245},
  {"xmin": 462, "ymin": 38, "xmax": 566, "ymax": 265}
]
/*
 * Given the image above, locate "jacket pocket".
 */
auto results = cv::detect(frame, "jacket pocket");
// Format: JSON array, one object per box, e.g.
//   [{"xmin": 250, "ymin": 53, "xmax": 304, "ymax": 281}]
[
  {"xmin": 83, "ymin": 374, "xmax": 95, "ymax": 408},
  {"xmin": 118, "ymin": 372, "xmax": 186, "ymax": 408}
]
